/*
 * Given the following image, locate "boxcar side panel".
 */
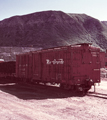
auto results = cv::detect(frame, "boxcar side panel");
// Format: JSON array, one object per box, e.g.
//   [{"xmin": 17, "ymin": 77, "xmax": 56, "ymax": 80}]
[
  {"xmin": 28, "ymin": 52, "xmax": 33, "ymax": 79},
  {"xmin": 40, "ymin": 47, "xmax": 72, "ymax": 84},
  {"xmin": 91, "ymin": 50, "xmax": 100, "ymax": 82},
  {"xmin": 17, "ymin": 54, "xmax": 27, "ymax": 78},
  {"xmin": 16, "ymin": 55, "xmax": 19, "ymax": 77},
  {"xmin": 32, "ymin": 52, "xmax": 42, "ymax": 81}
]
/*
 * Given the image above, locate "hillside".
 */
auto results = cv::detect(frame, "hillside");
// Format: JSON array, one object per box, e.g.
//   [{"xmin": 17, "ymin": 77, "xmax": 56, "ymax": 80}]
[{"xmin": 0, "ymin": 10, "xmax": 107, "ymax": 61}]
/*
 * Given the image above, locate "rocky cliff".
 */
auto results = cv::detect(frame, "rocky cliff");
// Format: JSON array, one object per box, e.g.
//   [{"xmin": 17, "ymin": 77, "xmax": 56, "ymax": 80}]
[{"xmin": 0, "ymin": 10, "xmax": 107, "ymax": 49}]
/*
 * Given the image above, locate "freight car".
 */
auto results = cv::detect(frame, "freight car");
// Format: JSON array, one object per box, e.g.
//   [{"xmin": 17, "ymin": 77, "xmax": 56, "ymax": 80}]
[
  {"xmin": 16, "ymin": 43, "xmax": 100, "ymax": 93},
  {"xmin": 0, "ymin": 61, "xmax": 16, "ymax": 80}
]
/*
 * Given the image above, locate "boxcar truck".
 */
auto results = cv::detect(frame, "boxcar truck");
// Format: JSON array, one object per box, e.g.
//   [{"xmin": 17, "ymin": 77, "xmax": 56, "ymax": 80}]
[{"xmin": 16, "ymin": 43, "xmax": 100, "ymax": 93}]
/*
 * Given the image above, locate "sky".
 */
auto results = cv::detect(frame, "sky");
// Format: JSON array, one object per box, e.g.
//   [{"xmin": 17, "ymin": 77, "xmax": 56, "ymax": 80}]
[{"xmin": 0, "ymin": 0, "xmax": 107, "ymax": 21}]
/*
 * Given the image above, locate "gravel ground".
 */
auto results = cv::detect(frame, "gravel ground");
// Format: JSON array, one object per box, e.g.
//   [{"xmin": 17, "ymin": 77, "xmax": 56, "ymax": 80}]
[{"xmin": 0, "ymin": 78, "xmax": 107, "ymax": 120}]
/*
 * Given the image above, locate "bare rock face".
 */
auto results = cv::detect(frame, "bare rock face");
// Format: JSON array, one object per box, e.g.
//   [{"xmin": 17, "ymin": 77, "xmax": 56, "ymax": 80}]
[{"xmin": 0, "ymin": 10, "xmax": 107, "ymax": 49}]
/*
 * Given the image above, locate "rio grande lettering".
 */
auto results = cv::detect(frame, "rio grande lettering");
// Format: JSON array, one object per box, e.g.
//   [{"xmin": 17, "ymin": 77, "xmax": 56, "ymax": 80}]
[{"xmin": 46, "ymin": 59, "xmax": 64, "ymax": 64}]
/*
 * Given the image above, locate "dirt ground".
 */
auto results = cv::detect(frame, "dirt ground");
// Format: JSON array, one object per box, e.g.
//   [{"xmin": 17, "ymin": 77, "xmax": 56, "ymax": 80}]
[{"xmin": 0, "ymin": 78, "xmax": 107, "ymax": 120}]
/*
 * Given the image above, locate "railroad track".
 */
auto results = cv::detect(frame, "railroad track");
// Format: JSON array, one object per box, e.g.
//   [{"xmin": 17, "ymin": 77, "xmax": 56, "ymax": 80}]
[{"xmin": 87, "ymin": 92, "xmax": 107, "ymax": 99}]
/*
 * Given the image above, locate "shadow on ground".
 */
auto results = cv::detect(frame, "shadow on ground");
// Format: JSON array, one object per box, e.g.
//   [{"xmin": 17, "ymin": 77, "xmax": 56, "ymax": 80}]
[{"xmin": 0, "ymin": 79, "xmax": 84, "ymax": 100}]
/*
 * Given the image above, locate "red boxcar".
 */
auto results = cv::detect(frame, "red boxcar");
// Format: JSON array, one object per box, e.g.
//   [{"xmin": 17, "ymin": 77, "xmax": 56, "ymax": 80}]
[
  {"xmin": 0, "ymin": 61, "xmax": 16, "ymax": 78},
  {"xmin": 16, "ymin": 43, "xmax": 100, "ymax": 92},
  {"xmin": 16, "ymin": 52, "xmax": 33, "ymax": 80}
]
